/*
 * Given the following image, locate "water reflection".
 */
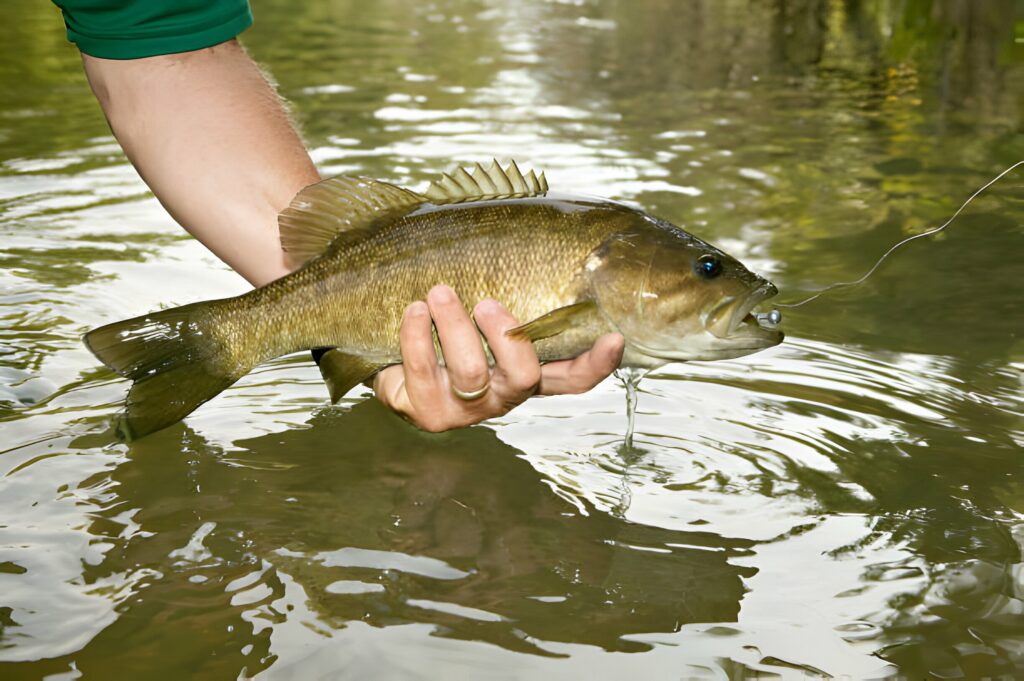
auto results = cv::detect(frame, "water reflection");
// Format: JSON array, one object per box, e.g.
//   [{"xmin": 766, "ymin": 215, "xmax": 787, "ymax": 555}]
[
  {"xmin": 41, "ymin": 402, "xmax": 751, "ymax": 676},
  {"xmin": 1, "ymin": 0, "xmax": 1022, "ymax": 677}
]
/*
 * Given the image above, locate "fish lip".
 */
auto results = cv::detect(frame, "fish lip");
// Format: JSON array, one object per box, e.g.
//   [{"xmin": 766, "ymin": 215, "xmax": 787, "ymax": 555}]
[
  {"xmin": 628, "ymin": 333, "xmax": 782, "ymax": 363},
  {"xmin": 731, "ymin": 281, "xmax": 779, "ymax": 335},
  {"xmin": 708, "ymin": 281, "xmax": 779, "ymax": 338}
]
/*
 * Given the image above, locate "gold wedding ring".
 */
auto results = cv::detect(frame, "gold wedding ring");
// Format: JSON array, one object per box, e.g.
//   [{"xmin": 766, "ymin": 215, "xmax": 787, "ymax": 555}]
[{"xmin": 451, "ymin": 377, "xmax": 490, "ymax": 401}]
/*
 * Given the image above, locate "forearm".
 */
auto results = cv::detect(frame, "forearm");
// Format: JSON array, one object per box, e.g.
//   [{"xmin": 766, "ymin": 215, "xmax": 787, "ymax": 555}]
[
  {"xmin": 82, "ymin": 40, "xmax": 319, "ymax": 287},
  {"xmin": 79, "ymin": 40, "xmax": 621, "ymax": 428}
]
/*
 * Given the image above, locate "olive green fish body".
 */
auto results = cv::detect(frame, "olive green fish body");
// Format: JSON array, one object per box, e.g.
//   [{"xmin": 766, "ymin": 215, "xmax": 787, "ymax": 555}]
[
  {"xmin": 244, "ymin": 196, "xmax": 631, "ymax": 363},
  {"xmin": 85, "ymin": 161, "xmax": 782, "ymax": 439}
]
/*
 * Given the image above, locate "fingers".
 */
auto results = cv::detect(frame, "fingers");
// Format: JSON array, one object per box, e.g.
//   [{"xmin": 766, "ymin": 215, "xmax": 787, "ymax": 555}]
[
  {"xmin": 372, "ymin": 364, "xmax": 411, "ymax": 415},
  {"xmin": 397, "ymin": 300, "xmax": 443, "ymax": 409},
  {"xmin": 427, "ymin": 285, "xmax": 490, "ymax": 395},
  {"xmin": 374, "ymin": 287, "xmax": 623, "ymax": 433},
  {"xmin": 474, "ymin": 299, "xmax": 541, "ymax": 398},
  {"xmin": 537, "ymin": 332, "xmax": 624, "ymax": 396},
  {"xmin": 380, "ymin": 286, "xmax": 509, "ymax": 432}
]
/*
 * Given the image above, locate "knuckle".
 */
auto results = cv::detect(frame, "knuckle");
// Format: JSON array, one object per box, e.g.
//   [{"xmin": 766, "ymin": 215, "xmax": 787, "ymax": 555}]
[
  {"xmin": 417, "ymin": 414, "xmax": 448, "ymax": 433},
  {"xmin": 509, "ymin": 364, "xmax": 541, "ymax": 393},
  {"xmin": 374, "ymin": 376, "xmax": 407, "ymax": 410},
  {"xmin": 371, "ymin": 375, "xmax": 392, "ymax": 404},
  {"xmin": 458, "ymin": 363, "xmax": 490, "ymax": 388},
  {"xmin": 405, "ymin": 358, "xmax": 437, "ymax": 381}
]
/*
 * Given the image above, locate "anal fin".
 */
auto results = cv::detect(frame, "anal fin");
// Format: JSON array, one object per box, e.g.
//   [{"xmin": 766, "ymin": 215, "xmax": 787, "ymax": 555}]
[{"xmin": 315, "ymin": 348, "xmax": 387, "ymax": 403}]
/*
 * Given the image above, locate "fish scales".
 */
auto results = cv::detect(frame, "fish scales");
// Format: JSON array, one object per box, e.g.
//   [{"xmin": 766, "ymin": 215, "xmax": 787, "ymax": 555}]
[
  {"xmin": 229, "ymin": 197, "xmax": 632, "ymax": 364},
  {"xmin": 84, "ymin": 161, "xmax": 782, "ymax": 439}
]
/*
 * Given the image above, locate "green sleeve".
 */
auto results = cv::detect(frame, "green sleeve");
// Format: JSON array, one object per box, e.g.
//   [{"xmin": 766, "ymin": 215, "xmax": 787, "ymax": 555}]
[{"xmin": 53, "ymin": 0, "xmax": 254, "ymax": 60}]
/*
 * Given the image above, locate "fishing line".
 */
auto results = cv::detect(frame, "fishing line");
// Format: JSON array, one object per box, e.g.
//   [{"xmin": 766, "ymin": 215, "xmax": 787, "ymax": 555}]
[{"xmin": 754, "ymin": 160, "xmax": 1024, "ymax": 325}]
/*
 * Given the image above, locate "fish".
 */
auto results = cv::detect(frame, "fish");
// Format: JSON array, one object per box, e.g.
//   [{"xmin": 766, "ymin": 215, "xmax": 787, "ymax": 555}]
[{"xmin": 84, "ymin": 160, "xmax": 784, "ymax": 439}]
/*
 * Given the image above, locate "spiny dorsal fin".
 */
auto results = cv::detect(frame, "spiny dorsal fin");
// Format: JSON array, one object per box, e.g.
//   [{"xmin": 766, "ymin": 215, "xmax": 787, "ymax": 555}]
[
  {"xmin": 424, "ymin": 159, "xmax": 549, "ymax": 205},
  {"xmin": 279, "ymin": 176, "xmax": 426, "ymax": 265}
]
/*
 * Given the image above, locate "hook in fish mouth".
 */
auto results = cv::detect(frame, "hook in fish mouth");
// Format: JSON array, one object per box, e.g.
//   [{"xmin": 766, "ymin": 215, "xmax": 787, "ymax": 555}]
[
  {"xmin": 625, "ymin": 278, "xmax": 784, "ymax": 364},
  {"xmin": 706, "ymin": 282, "xmax": 780, "ymax": 339}
]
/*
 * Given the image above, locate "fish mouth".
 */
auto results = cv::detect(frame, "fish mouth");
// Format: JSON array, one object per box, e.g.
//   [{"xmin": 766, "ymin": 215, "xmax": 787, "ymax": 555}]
[
  {"xmin": 618, "ymin": 280, "xmax": 783, "ymax": 364},
  {"xmin": 706, "ymin": 281, "xmax": 781, "ymax": 340}
]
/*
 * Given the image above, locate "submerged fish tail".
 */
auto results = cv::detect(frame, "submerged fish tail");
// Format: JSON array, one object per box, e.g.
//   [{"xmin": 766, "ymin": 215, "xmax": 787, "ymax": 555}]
[{"xmin": 84, "ymin": 299, "xmax": 253, "ymax": 440}]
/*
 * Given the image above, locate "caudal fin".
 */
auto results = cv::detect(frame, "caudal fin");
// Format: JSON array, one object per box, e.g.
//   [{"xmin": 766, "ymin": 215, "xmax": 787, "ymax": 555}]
[{"xmin": 84, "ymin": 300, "xmax": 248, "ymax": 440}]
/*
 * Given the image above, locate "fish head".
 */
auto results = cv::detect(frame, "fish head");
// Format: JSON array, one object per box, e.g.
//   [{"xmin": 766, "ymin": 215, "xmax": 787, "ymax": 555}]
[{"xmin": 587, "ymin": 219, "xmax": 783, "ymax": 363}]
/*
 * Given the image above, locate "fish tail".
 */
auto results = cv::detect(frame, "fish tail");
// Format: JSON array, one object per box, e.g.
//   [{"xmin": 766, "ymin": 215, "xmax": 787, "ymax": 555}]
[{"xmin": 84, "ymin": 299, "xmax": 251, "ymax": 440}]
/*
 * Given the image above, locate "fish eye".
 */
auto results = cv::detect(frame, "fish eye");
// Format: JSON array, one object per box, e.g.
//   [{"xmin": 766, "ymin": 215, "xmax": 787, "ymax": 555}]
[{"xmin": 695, "ymin": 254, "xmax": 722, "ymax": 279}]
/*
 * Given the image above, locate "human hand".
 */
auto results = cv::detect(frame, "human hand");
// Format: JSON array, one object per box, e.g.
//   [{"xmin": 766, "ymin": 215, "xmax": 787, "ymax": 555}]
[{"xmin": 372, "ymin": 285, "xmax": 624, "ymax": 432}]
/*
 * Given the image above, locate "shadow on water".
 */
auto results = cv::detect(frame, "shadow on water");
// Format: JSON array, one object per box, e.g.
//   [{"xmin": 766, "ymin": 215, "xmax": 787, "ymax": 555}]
[{"xmin": 7, "ymin": 401, "xmax": 754, "ymax": 678}]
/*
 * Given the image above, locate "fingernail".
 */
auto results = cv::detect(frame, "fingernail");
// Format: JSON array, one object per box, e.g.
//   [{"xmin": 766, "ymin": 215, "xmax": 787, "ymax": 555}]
[
  {"xmin": 474, "ymin": 299, "xmax": 501, "ymax": 317},
  {"xmin": 430, "ymin": 284, "xmax": 455, "ymax": 303},
  {"xmin": 405, "ymin": 300, "xmax": 428, "ymax": 317}
]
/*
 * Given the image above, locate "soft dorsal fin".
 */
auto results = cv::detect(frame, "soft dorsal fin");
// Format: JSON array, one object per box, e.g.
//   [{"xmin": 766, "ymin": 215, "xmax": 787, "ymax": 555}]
[
  {"xmin": 424, "ymin": 159, "xmax": 549, "ymax": 204},
  {"xmin": 279, "ymin": 176, "xmax": 426, "ymax": 265}
]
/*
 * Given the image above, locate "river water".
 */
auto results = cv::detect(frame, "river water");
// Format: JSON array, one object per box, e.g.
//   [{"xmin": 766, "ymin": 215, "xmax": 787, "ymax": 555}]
[{"xmin": 2, "ymin": 1, "xmax": 1023, "ymax": 678}]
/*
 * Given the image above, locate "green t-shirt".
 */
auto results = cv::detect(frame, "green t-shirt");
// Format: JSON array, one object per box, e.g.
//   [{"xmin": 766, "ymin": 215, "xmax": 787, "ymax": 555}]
[{"xmin": 53, "ymin": 0, "xmax": 253, "ymax": 60}]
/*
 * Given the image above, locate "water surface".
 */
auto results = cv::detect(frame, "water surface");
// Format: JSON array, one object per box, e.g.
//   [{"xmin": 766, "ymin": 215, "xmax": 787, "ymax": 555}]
[{"xmin": 2, "ymin": 1, "xmax": 1023, "ymax": 678}]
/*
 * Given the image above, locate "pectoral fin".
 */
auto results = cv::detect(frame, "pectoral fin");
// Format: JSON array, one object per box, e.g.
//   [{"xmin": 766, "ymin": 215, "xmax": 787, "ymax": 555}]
[
  {"xmin": 315, "ymin": 348, "xmax": 387, "ymax": 403},
  {"xmin": 506, "ymin": 300, "xmax": 598, "ymax": 343}
]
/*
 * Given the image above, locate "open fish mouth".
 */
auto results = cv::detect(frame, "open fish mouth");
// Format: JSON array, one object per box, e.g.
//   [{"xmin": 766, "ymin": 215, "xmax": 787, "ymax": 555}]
[{"xmin": 706, "ymin": 282, "xmax": 780, "ymax": 339}]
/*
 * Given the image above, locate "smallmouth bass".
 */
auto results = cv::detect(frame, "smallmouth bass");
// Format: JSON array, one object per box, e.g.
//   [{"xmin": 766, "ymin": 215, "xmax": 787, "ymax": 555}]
[{"xmin": 85, "ymin": 161, "xmax": 783, "ymax": 439}]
